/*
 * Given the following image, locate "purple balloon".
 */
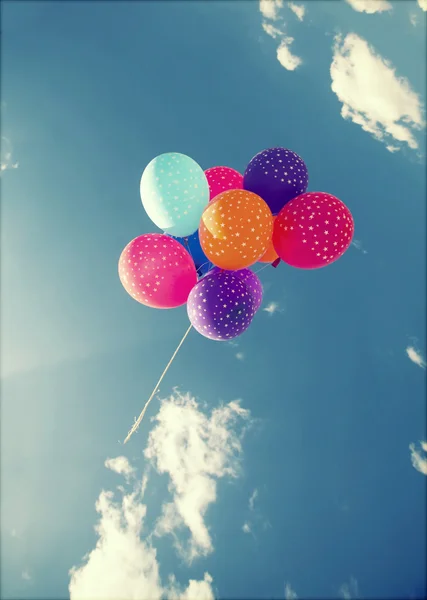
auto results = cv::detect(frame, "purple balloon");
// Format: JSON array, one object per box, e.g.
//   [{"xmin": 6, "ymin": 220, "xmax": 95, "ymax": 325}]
[
  {"xmin": 187, "ymin": 270, "xmax": 256, "ymax": 341},
  {"xmin": 236, "ymin": 269, "xmax": 263, "ymax": 312},
  {"xmin": 243, "ymin": 147, "xmax": 308, "ymax": 215},
  {"xmin": 211, "ymin": 267, "xmax": 263, "ymax": 312}
]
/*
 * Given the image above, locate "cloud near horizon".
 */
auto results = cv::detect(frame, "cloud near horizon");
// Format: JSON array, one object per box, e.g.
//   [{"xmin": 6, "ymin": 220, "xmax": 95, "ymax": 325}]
[
  {"xmin": 69, "ymin": 391, "xmax": 252, "ymax": 598},
  {"xmin": 331, "ymin": 33, "xmax": 425, "ymax": 152}
]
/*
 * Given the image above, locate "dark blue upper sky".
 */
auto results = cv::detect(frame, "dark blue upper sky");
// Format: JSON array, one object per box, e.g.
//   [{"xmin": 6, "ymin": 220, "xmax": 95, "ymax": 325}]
[{"xmin": 1, "ymin": 1, "xmax": 426, "ymax": 599}]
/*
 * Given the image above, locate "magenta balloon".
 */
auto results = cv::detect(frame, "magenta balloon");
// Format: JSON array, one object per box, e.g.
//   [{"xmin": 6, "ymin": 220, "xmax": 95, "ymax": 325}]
[
  {"xmin": 187, "ymin": 269, "xmax": 256, "ymax": 341},
  {"xmin": 119, "ymin": 233, "xmax": 197, "ymax": 309}
]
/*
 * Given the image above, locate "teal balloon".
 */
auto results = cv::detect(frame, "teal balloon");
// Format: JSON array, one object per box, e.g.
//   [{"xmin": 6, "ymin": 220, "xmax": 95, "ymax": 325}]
[{"xmin": 140, "ymin": 152, "xmax": 210, "ymax": 238}]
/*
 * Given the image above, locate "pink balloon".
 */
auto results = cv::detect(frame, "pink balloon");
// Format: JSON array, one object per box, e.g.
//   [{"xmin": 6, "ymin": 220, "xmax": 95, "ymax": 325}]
[
  {"xmin": 205, "ymin": 166, "xmax": 243, "ymax": 201},
  {"xmin": 118, "ymin": 234, "xmax": 197, "ymax": 309}
]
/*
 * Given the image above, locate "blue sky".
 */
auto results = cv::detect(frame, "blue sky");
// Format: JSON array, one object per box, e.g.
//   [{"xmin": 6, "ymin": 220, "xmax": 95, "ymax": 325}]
[{"xmin": 1, "ymin": 1, "xmax": 426, "ymax": 598}]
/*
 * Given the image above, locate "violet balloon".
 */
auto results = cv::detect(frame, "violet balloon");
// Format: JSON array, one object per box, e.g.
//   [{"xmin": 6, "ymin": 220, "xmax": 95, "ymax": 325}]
[
  {"xmin": 118, "ymin": 233, "xmax": 197, "ymax": 309},
  {"xmin": 243, "ymin": 147, "xmax": 308, "ymax": 215},
  {"xmin": 210, "ymin": 267, "xmax": 263, "ymax": 312},
  {"xmin": 187, "ymin": 270, "xmax": 256, "ymax": 341}
]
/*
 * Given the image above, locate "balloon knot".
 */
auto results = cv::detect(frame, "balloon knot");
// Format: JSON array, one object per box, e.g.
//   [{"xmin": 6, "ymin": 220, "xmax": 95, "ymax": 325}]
[{"xmin": 271, "ymin": 258, "xmax": 281, "ymax": 268}]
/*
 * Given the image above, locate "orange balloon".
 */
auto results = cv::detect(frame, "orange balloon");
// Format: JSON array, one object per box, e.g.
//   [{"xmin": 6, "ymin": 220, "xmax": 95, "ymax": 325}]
[
  {"xmin": 258, "ymin": 216, "xmax": 279, "ymax": 263},
  {"xmin": 199, "ymin": 189, "xmax": 273, "ymax": 270}
]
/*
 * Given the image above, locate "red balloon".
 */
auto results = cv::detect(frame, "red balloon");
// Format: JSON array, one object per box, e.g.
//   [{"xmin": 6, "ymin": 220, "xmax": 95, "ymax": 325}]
[{"xmin": 273, "ymin": 192, "xmax": 354, "ymax": 269}]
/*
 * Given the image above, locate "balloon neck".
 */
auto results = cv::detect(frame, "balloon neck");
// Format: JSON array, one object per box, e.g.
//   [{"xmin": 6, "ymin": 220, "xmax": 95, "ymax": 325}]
[{"xmin": 271, "ymin": 258, "xmax": 281, "ymax": 268}]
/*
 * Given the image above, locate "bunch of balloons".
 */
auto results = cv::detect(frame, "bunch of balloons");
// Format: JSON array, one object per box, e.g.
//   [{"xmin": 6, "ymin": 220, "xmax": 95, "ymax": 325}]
[{"xmin": 119, "ymin": 148, "xmax": 354, "ymax": 341}]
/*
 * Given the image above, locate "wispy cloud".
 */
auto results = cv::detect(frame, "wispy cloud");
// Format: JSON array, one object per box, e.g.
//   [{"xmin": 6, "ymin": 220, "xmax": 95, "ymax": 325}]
[
  {"xmin": 331, "ymin": 33, "xmax": 425, "ymax": 151},
  {"xmin": 260, "ymin": 0, "xmax": 284, "ymax": 20},
  {"xmin": 236, "ymin": 352, "xmax": 245, "ymax": 361},
  {"xmin": 345, "ymin": 0, "xmax": 392, "ymax": 14},
  {"xmin": 409, "ymin": 12, "xmax": 418, "ymax": 26},
  {"xmin": 285, "ymin": 582, "xmax": 298, "ymax": 599},
  {"xmin": 145, "ymin": 391, "xmax": 252, "ymax": 562},
  {"xmin": 418, "ymin": 0, "xmax": 427, "ymax": 11},
  {"xmin": 288, "ymin": 2, "xmax": 305, "ymax": 21},
  {"xmin": 406, "ymin": 346, "xmax": 426, "ymax": 369},
  {"xmin": 1, "ymin": 136, "xmax": 19, "ymax": 173},
  {"xmin": 386, "ymin": 144, "xmax": 400, "ymax": 153},
  {"xmin": 339, "ymin": 576, "xmax": 360, "ymax": 599},
  {"xmin": 262, "ymin": 22, "xmax": 285, "ymax": 39},
  {"xmin": 351, "ymin": 239, "xmax": 368, "ymax": 254},
  {"xmin": 242, "ymin": 487, "xmax": 270, "ymax": 536},
  {"xmin": 410, "ymin": 442, "xmax": 427, "ymax": 475},
  {"xmin": 21, "ymin": 570, "xmax": 32, "ymax": 581},
  {"xmin": 249, "ymin": 488, "xmax": 258, "ymax": 511},
  {"xmin": 263, "ymin": 301, "xmax": 281, "ymax": 316}
]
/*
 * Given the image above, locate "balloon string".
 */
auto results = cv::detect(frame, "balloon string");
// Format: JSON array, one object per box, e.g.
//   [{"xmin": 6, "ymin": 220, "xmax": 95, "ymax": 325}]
[
  {"xmin": 254, "ymin": 263, "xmax": 272, "ymax": 275},
  {"xmin": 123, "ymin": 323, "xmax": 193, "ymax": 444}
]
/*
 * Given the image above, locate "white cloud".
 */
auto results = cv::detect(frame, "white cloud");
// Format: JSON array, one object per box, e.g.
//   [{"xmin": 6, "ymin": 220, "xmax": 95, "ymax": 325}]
[
  {"xmin": 249, "ymin": 488, "xmax": 258, "ymax": 511},
  {"xmin": 69, "ymin": 392, "xmax": 251, "ymax": 598},
  {"xmin": 1, "ymin": 136, "xmax": 19, "ymax": 173},
  {"xmin": 330, "ymin": 33, "xmax": 425, "ymax": 151},
  {"xmin": 285, "ymin": 582, "xmax": 298, "ymax": 599},
  {"xmin": 242, "ymin": 522, "xmax": 252, "ymax": 534},
  {"xmin": 386, "ymin": 144, "xmax": 400, "ymax": 153},
  {"xmin": 263, "ymin": 301, "xmax": 281, "ymax": 315},
  {"xmin": 277, "ymin": 37, "xmax": 303, "ymax": 70},
  {"xmin": 410, "ymin": 442, "xmax": 427, "ymax": 475},
  {"xmin": 339, "ymin": 577, "xmax": 360, "ymax": 599},
  {"xmin": 69, "ymin": 465, "xmax": 215, "ymax": 599},
  {"xmin": 406, "ymin": 346, "xmax": 426, "ymax": 368},
  {"xmin": 105, "ymin": 456, "xmax": 136, "ymax": 481},
  {"xmin": 259, "ymin": 0, "xmax": 283, "ymax": 20},
  {"xmin": 236, "ymin": 352, "xmax": 245, "ymax": 361},
  {"xmin": 262, "ymin": 22, "xmax": 285, "ymax": 39},
  {"xmin": 11, "ymin": 528, "xmax": 18, "ymax": 537},
  {"xmin": 21, "ymin": 570, "xmax": 31, "ymax": 581},
  {"xmin": 418, "ymin": 0, "xmax": 427, "ymax": 11},
  {"xmin": 288, "ymin": 2, "xmax": 305, "ymax": 21},
  {"xmin": 145, "ymin": 391, "xmax": 251, "ymax": 562},
  {"xmin": 345, "ymin": 0, "xmax": 392, "ymax": 13},
  {"xmin": 70, "ymin": 492, "xmax": 214, "ymax": 600}
]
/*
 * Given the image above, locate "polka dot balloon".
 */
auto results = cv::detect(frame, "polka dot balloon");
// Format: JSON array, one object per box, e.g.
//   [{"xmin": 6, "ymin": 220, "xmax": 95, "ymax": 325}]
[
  {"xmin": 187, "ymin": 269, "xmax": 257, "ymax": 341},
  {"xmin": 199, "ymin": 189, "xmax": 273, "ymax": 271},
  {"xmin": 205, "ymin": 166, "xmax": 243, "ymax": 201},
  {"xmin": 118, "ymin": 233, "xmax": 197, "ymax": 308},
  {"xmin": 140, "ymin": 152, "xmax": 209, "ymax": 238},
  {"xmin": 243, "ymin": 147, "xmax": 309, "ymax": 215},
  {"xmin": 273, "ymin": 192, "xmax": 354, "ymax": 269},
  {"xmin": 210, "ymin": 267, "xmax": 263, "ymax": 311}
]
